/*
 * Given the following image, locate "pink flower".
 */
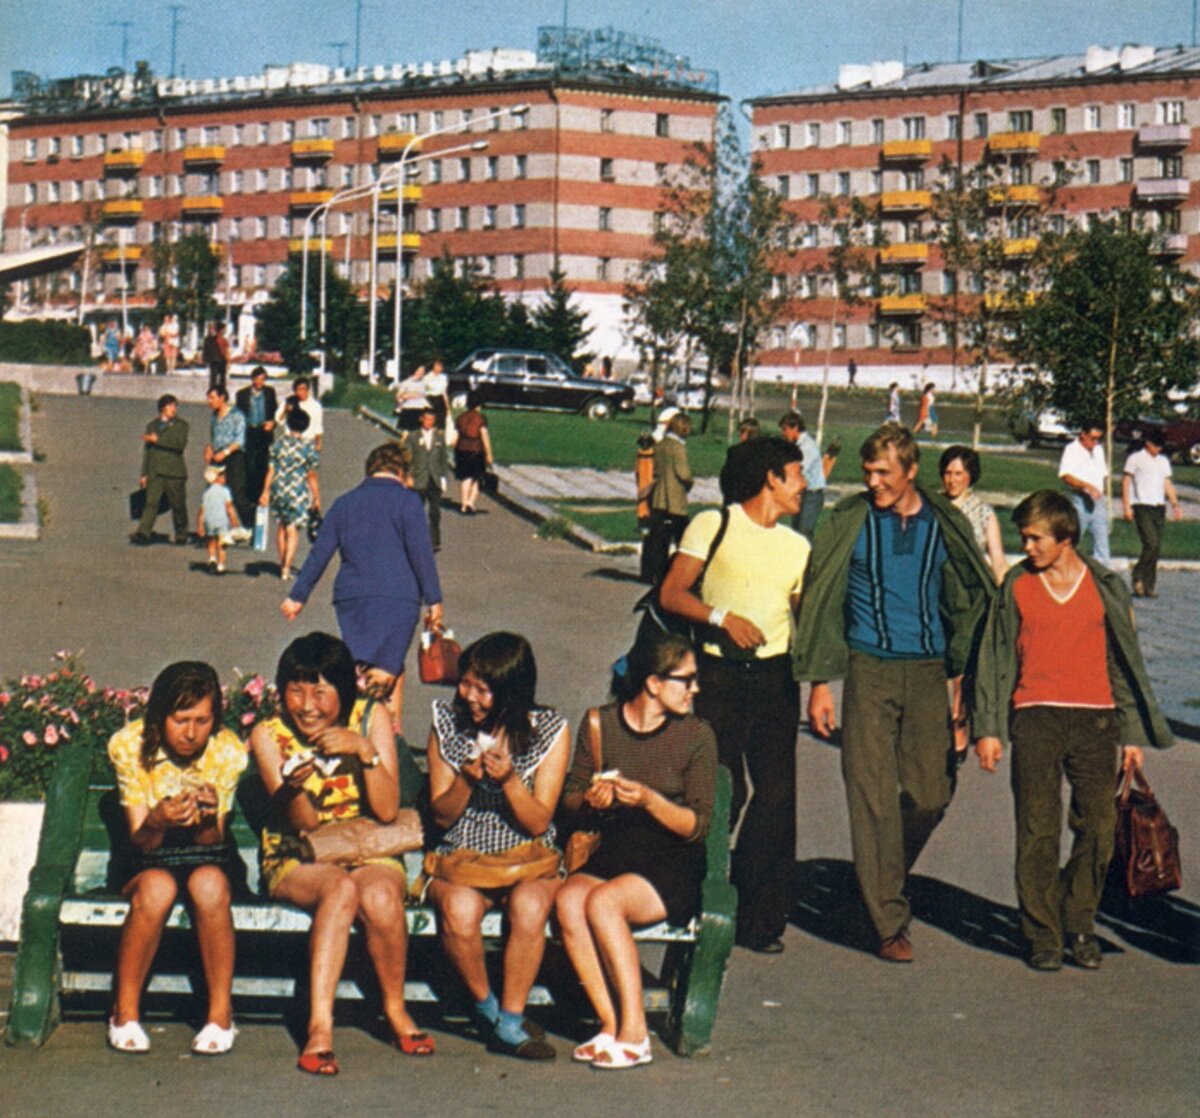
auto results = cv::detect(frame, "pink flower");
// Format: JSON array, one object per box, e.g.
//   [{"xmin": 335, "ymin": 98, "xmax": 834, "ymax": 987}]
[
  {"xmin": 22, "ymin": 675, "xmax": 42, "ymax": 688},
  {"xmin": 22, "ymin": 730, "xmax": 37, "ymax": 746},
  {"xmin": 43, "ymin": 725, "xmax": 60, "ymax": 746},
  {"xmin": 0, "ymin": 745, "xmax": 9, "ymax": 763},
  {"xmin": 241, "ymin": 711, "xmax": 256, "ymax": 726},
  {"xmin": 0, "ymin": 692, "xmax": 10, "ymax": 706},
  {"xmin": 242, "ymin": 675, "xmax": 265, "ymax": 701},
  {"xmin": 65, "ymin": 709, "xmax": 80, "ymax": 724}
]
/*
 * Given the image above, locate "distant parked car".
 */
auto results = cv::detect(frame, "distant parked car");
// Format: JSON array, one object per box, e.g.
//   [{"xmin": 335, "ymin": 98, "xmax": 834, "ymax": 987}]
[
  {"xmin": 448, "ymin": 349, "xmax": 635, "ymax": 419},
  {"xmin": 628, "ymin": 366, "xmax": 713, "ymax": 410},
  {"xmin": 1114, "ymin": 411, "xmax": 1200, "ymax": 465},
  {"xmin": 1008, "ymin": 405, "xmax": 1073, "ymax": 448}
]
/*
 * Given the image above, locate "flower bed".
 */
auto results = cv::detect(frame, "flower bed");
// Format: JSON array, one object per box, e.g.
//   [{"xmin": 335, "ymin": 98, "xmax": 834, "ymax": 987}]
[{"xmin": 0, "ymin": 651, "xmax": 278, "ymax": 802}]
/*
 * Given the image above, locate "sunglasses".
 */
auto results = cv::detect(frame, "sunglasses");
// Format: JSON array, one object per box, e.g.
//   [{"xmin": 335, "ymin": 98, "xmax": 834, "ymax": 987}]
[{"xmin": 664, "ymin": 671, "xmax": 700, "ymax": 687}]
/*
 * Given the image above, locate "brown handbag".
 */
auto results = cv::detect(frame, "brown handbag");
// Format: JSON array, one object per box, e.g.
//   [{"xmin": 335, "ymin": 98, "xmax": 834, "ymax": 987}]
[
  {"xmin": 419, "ymin": 626, "xmax": 463, "ymax": 686},
  {"xmin": 563, "ymin": 708, "xmax": 603, "ymax": 874},
  {"xmin": 301, "ymin": 810, "xmax": 425, "ymax": 865},
  {"xmin": 1112, "ymin": 762, "xmax": 1182, "ymax": 898},
  {"xmin": 423, "ymin": 839, "xmax": 561, "ymax": 889}
]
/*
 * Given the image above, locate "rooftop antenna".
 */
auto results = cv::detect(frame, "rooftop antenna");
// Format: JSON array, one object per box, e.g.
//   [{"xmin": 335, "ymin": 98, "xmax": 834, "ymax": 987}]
[
  {"xmin": 111, "ymin": 20, "xmax": 133, "ymax": 71},
  {"xmin": 354, "ymin": 0, "xmax": 363, "ymax": 70},
  {"xmin": 328, "ymin": 40, "xmax": 349, "ymax": 69},
  {"xmin": 168, "ymin": 5, "xmax": 186, "ymax": 79}
]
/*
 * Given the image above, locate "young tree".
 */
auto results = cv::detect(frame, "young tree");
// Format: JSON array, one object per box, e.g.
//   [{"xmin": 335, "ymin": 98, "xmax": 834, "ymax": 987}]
[
  {"xmin": 258, "ymin": 254, "xmax": 367, "ymax": 376},
  {"xmin": 399, "ymin": 253, "xmax": 508, "ymax": 371},
  {"xmin": 531, "ymin": 264, "xmax": 593, "ymax": 370},
  {"xmin": 150, "ymin": 230, "xmax": 220, "ymax": 335},
  {"xmin": 1013, "ymin": 218, "xmax": 1200, "ymax": 507}
]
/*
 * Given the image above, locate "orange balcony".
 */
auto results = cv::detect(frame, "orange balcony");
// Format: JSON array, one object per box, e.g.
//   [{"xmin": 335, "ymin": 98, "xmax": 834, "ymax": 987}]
[
  {"xmin": 377, "ymin": 132, "xmax": 420, "ymax": 158},
  {"xmin": 988, "ymin": 184, "xmax": 1043, "ymax": 206},
  {"xmin": 879, "ymin": 293, "xmax": 927, "ymax": 315},
  {"xmin": 102, "ymin": 198, "xmax": 144, "ymax": 219},
  {"xmin": 289, "ymin": 190, "xmax": 335, "ymax": 209},
  {"xmin": 291, "ymin": 138, "xmax": 335, "ymax": 161},
  {"xmin": 880, "ymin": 190, "xmax": 931, "ymax": 212},
  {"xmin": 988, "ymin": 131, "xmax": 1041, "ymax": 155},
  {"xmin": 181, "ymin": 195, "xmax": 223, "ymax": 214},
  {"xmin": 183, "ymin": 145, "xmax": 226, "ymax": 165},
  {"xmin": 289, "ymin": 238, "xmax": 334, "ymax": 254},
  {"xmin": 879, "ymin": 243, "xmax": 929, "ymax": 264},
  {"xmin": 1002, "ymin": 238, "xmax": 1039, "ymax": 257},
  {"xmin": 378, "ymin": 233, "xmax": 422, "ymax": 253},
  {"xmin": 101, "ymin": 245, "xmax": 143, "ymax": 264},
  {"xmin": 379, "ymin": 184, "xmax": 423, "ymax": 205},
  {"xmin": 103, "ymin": 149, "xmax": 145, "ymax": 172},
  {"xmin": 983, "ymin": 290, "xmax": 1037, "ymax": 312},
  {"xmin": 880, "ymin": 139, "xmax": 932, "ymax": 162}
]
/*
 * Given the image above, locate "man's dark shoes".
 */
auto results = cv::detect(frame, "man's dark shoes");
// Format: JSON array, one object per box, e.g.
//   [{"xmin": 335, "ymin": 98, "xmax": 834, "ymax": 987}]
[
  {"xmin": 1069, "ymin": 933, "xmax": 1102, "ymax": 970},
  {"xmin": 878, "ymin": 930, "xmax": 913, "ymax": 963},
  {"xmin": 736, "ymin": 934, "xmax": 784, "ymax": 955},
  {"xmin": 1028, "ymin": 947, "xmax": 1064, "ymax": 972},
  {"xmin": 128, "ymin": 533, "xmax": 151, "ymax": 547},
  {"xmin": 488, "ymin": 1032, "xmax": 556, "ymax": 1060}
]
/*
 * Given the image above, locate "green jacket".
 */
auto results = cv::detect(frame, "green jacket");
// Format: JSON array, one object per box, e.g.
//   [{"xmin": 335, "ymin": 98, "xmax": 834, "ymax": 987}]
[
  {"xmin": 650, "ymin": 435, "xmax": 693, "ymax": 517},
  {"xmin": 141, "ymin": 416, "xmax": 189, "ymax": 480},
  {"xmin": 972, "ymin": 555, "xmax": 1174, "ymax": 749},
  {"xmin": 792, "ymin": 486, "xmax": 995, "ymax": 682}
]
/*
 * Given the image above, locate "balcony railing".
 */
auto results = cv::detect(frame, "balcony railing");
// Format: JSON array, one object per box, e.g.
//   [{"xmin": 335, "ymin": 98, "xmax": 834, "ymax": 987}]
[
  {"xmin": 182, "ymin": 145, "xmax": 226, "ymax": 165},
  {"xmin": 988, "ymin": 184, "xmax": 1043, "ymax": 206},
  {"xmin": 101, "ymin": 199, "xmax": 144, "ymax": 219},
  {"xmin": 880, "ymin": 139, "xmax": 932, "ymax": 162},
  {"xmin": 378, "ymin": 233, "xmax": 422, "ymax": 253},
  {"xmin": 880, "ymin": 190, "xmax": 931, "ymax": 212},
  {"xmin": 982, "ymin": 290, "xmax": 1037, "ymax": 312},
  {"xmin": 1154, "ymin": 232, "xmax": 1188, "ymax": 255},
  {"xmin": 379, "ymin": 184, "xmax": 424, "ymax": 206},
  {"xmin": 1135, "ymin": 178, "xmax": 1190, "ymax": 202},
  {"xmin": 377, "ymin": 132, "xmax": 420, "ymax": 157},
  {"xmin": 289, "ymin": 238, "xmax": 334, "ymax": 254},
  {"xmin": 878, "ymin": 243, "xmax": 929, "ymax": 264},
  {"xmin": 181, "ymin": 195, "xmax": 224, "ymax": 213},
  {"xmin": 879, "ymin": 293, "xmax": 927, "ymax": 315},
  {"xmin": 101, "ymin": 246, "xmax": 143, "ymax": 264},
  {"xmin": 289, "ymin": 190, "xmax": 335, "ymax": 209},
  {"xmin": 291, "ymin": 138, "xmax": 335, "ymax": 161},
  {"xmin": 1002, "ymin": 238, "xmax": 1039, "ymax": 257},
  {"xmin": 987, "ymin": 131, "xmax": 1041, "ymax": 155},
  {"xmin": 103, "ymin": 149, "xmax": 145, "ymax": 172},
  {"xmin": 1136, "ymin": 124, "xmax": 1191, "ymax": 148}
]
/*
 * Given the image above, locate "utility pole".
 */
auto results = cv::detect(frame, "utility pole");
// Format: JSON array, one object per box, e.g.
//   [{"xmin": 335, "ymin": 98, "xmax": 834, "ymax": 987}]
[
  {"xmin": 111, "ymin": 20, "xmax": 133, "ymax": 71},
  {"xmin": 168, "ymin": 5, "xmax": 186, "ymax": 79},
  {"xmin": 328, "ymin": 41, "xmax": 349, "ymax": 69}
]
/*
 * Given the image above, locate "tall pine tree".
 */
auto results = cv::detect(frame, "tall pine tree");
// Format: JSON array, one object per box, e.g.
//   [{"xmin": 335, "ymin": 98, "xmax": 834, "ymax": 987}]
[{"xmin": 531, "ymin": 265, "xmax": 593, "ymax": 371}]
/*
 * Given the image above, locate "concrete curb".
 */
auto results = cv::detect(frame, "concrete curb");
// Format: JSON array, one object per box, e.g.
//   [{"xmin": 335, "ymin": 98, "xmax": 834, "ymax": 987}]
[{"xmin": 0, "ymin": 384, "xmax": 40, "ymax": 539}]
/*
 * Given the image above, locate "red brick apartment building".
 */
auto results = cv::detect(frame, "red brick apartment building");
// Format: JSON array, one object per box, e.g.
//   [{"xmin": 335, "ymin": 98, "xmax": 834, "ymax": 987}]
[
  {"xmin": 749, "ymin": 44, "xmax": 1200, "ymax": 385},
  {"xmin": 2, "ymin": 28, "xmax": 720, "ymax": 361}
]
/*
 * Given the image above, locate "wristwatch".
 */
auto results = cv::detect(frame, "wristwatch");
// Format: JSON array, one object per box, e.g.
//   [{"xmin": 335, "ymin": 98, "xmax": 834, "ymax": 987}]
[{"xmin": 362, "ymin": 753, "xmax": 382, "ymax": 769}]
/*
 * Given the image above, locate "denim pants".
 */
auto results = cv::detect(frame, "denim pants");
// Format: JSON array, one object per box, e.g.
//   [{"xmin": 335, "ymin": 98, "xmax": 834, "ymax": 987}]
[{"xmin": 1071, "ymin": 492, "xmax": 1110, "ymax": 565}]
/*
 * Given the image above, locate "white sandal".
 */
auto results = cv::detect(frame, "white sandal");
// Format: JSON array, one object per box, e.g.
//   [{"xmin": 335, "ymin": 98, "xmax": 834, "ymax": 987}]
[
  {"xmin": 572, "ymin": 1032, "xmax": 616, "ymax": 1063},
  {"xmin": 108, "ymin": 1017, "xmax": 150, "ymax": 1053},
  {"xmin": 592, "ymin": 1035, "xmax": 652, "ymax": 1070},
  {"xmin": 191, "ymin": 1021, "xmax": 238, "ymax": 1055}
]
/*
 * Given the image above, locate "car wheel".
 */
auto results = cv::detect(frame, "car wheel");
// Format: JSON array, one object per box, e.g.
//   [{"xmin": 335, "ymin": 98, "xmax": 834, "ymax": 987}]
[
  {"xmin": 585, "ymin": 398, "xmax": 612, "ymax": 420},
  {"xmin": 1188, "ymin": 441, "xmax": 1200, "ymax": 467}
]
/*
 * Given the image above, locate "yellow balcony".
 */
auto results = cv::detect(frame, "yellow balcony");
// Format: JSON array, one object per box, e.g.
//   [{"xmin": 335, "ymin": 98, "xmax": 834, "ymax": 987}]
[
  {"xmin": 378, "ymin": 233, "xmax": 422, "ymax": 253},
  {"xmin": 879, "ymin": 293, "xmax": 927, "ymax": 315},
  {"xmin": 183, "ymin": 145, "xmax": 226, "ymax": 165},
  {"xmin": 987, "ymin": 184, "xmax": 1043, "ymax": 206},
  {"xmin": 291, "ymin": 138, "xmax": 335, "ymax": 161},
  {"xmin": 181, "ymin": 195, "xmax": 223, "ymax": 214},
  {"xmin": 103, "ymin": 149, "xmax": 145, "ymax": 172},
  {"xmin": 879, "ymin": 243, "xmax": 929, "ymax": 264},
  {"xmin": 880, "ymin": 139, "xmax": 932, "ymax": 162},
  {"xmin": 289, "ymin": 190, "xmax": 335, "ymax": 209},
  {"xmin": 379, "ymin": 184, "xmax": 423, "ymax": 205},
  {"xmin": 982, "ymin": 290, "xmax": 1037, "ymax": 312},
  {"xmin": 1002, "ymin": 238, "xmax": 1039, "ymax": 257},
  {"xmin": 101, "ymin": 245, "xmax": 143, "ymax": 264},
  {"xmin": 102, "ymin": 198, "xmax": 144, "ymax": 219},
  {"xmin": 988, "ymin": 131, "xmax": 1041, "ymax": 155},
  {"xmin": 880, "ymin": 190, "xmax": 931, "ymax": 212},
  {"xmin": 289, "ymin": 238, "xmax": 334, "ymax": 254},
  {"xmin": 377, "ymin": 132, "xmax": 420, "ymax": 157}
]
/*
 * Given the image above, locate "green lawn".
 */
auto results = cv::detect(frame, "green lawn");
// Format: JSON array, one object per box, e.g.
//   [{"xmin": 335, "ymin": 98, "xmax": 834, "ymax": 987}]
[
  {"xmin": 0, "ymin": 465, "xmax": 23, "ymax": 522},
  {"xmin": 0, "ymin": 382, "xmax": 22, "ymax": 452}
]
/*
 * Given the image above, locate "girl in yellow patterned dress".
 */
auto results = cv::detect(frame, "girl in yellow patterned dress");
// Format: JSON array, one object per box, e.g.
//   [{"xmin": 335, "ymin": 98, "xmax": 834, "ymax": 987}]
[
  {"xmin": 106, "ymin": 661, "xmax": 247, "ymax": 1057},
  {"xmin": 250, "ymin": 632, "xmax": 428, "ymax": 1076}
]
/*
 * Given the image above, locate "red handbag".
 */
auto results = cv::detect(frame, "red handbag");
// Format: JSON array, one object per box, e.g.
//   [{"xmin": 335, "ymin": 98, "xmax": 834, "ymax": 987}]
[{"xmin": 419, "ymin": 627, "xmax": 462, "ymax": 685}]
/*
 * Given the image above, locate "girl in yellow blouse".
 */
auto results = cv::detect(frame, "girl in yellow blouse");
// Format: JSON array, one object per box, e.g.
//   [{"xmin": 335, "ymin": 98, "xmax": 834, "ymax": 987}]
[{"xmin": 105, "ymin": 661, "xmax": 247, "ymax": 1056}]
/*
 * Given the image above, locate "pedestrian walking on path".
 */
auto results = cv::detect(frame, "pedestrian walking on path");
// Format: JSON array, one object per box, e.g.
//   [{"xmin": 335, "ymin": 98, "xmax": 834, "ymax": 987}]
[
  {"xmin": 131, "ymin": 393, "xmax": 189, "ymax": 546},
  {"xmin": 643, "ymin": 411, "xmax": 693, "ymax": 585},
  {"xmin": 1123, "ymin": 429, "xmax": 1183, "ymax": 597},
  {"xmin": 1058, "ymin": 422, "xmax": 1110, "ymax": 565},
  {"xmin": 402, "ymin": 407, "xmax": 449, "ymax": 551}
]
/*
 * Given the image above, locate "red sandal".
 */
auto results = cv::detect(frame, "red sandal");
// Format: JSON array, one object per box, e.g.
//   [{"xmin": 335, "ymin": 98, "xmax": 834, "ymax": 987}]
[
  {"xmin": 394, "ymin": 1031, "xmax": 436, "ymax": 1057},
  {"xmin": 297, "ymin": 1050, "xmax": 339, "ymax": 1076}
]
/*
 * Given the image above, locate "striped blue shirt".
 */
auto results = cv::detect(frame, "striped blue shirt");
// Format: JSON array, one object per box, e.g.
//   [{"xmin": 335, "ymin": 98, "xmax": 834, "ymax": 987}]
[{"xmin": 845, "ymin": 500, "xmax": 947, "ymax": 659}]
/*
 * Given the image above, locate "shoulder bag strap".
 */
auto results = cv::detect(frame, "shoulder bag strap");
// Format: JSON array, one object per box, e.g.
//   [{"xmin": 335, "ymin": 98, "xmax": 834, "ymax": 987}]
[{"xmin": 695, "ymin": 504, "xmax": 731, "ymax": 596}]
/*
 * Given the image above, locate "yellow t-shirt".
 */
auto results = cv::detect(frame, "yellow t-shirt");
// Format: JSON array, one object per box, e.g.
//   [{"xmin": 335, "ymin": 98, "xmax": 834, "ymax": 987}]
[
  {"xmin": 107, "ymin": 719, "xmax": 248, "ymax": 816},
  {"xmin": 678, "ymin": 504, "xmax": 810, "ymax": 658}
]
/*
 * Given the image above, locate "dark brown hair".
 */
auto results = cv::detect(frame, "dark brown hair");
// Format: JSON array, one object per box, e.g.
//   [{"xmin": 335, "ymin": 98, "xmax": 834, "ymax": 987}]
[{"xmin": 140, "ymin": 661, "xmax": 222, "ymax": 770}]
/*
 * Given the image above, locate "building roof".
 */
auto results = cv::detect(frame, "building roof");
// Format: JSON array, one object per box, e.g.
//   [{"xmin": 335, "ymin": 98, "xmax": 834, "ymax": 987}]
[
  {"xmin": 750, "ymin": 44, "xmax": 1200, "ymax": 106},
  {"xmin": 0, "ymin": 243, "xmax": 86, "ymax": 284}
]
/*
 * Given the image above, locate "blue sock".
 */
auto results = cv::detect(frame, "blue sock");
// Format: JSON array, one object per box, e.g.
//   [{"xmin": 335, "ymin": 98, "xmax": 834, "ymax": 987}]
[
  {"xmin": 474, "ymin": 991, "xmax": 499, "ymax": 1026},
  {"xmin": 494, "ymin": 1009, "xmax": 529, "ymax": 1047}
]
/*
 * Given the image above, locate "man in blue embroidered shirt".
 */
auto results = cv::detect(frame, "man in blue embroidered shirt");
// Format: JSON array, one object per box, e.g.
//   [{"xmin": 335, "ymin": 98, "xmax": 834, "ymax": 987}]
[
  {"xmin": 793, "ymin": 423, "xmax": 993, "ymax": 962},
  {"xmin": 205, "ymin": 386, "xmax": 252, "ymax": 528}
]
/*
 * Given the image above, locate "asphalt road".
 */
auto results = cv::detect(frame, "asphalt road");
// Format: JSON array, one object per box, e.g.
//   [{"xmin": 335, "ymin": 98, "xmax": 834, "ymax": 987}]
[{"xmin": 0, "ymin": 396, "xmax": 1197, "ymax": 1118}]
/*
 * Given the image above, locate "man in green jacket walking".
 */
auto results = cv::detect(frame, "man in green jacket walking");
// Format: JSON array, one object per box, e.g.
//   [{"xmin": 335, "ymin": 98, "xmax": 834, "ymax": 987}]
[
  {"xmin": 793, "ymin": 423, "xmax": 994, "ymax": 962},
  {"xmin": 131, "ymin": 393, "xmax": 189, "ymax": 546},
  {"xmin": 972, "ymin": 490, "xmax": 1173, "ymax": 971}
]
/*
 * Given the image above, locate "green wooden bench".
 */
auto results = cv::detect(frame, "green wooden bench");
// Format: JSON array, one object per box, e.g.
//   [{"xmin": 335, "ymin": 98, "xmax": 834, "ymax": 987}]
[{"xmin": 6, "ymin": 741, "xmax": 737, "ymax": 1056}]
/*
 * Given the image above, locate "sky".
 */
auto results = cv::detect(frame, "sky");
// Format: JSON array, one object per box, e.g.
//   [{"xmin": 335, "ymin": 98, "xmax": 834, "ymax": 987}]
[{"xmin": 0, "ymin": 0, "xmax": 1195, "ymax": 111}]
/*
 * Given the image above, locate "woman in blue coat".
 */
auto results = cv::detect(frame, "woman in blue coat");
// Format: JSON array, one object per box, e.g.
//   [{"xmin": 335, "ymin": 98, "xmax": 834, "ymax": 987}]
[{"xmin": 283, "ymin": 442, "xmax": 443, "ymax": 734}]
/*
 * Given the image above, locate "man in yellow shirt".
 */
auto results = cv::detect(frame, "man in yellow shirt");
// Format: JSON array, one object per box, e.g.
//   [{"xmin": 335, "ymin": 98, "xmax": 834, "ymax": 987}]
[{"xmin": 660, "ymin": 437, "xmax": 809, "ymax": 953}]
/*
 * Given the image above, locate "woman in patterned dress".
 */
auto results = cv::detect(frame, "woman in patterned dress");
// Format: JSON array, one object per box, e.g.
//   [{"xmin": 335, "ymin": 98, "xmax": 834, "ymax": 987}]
[
  {"xmin": 425, "ymin": 632, "xmax": 570, "ymax": 1060},
  {"xmin": 250, "ymin": 632, "xmax": 429, "ymax": 1075},
  {"xmin": 259, "ymin": 407, "xmax": 319, "ymax": 581},
  {"xmin": 940, "ymin": 444, "xmax": 1007, "ymax": 585},
  {"xmin": 105, "ymin": 661, "xmax": 247, "ymax": 1056}
]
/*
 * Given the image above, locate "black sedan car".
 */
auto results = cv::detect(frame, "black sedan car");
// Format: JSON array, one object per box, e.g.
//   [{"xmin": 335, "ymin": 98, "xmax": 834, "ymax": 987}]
[{"xmin": 447, "ymin": 349, "xmax": 635, "ymax": 419}]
